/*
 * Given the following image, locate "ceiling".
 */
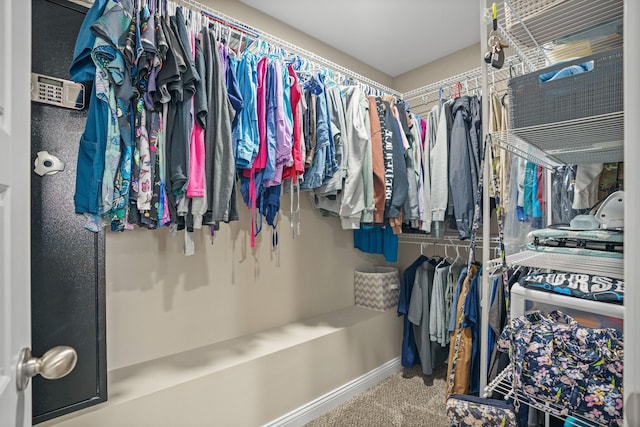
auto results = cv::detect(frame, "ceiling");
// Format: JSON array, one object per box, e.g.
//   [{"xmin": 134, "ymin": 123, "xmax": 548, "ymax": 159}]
[{"xmin": 238, "ymin": 0, "xmax": 481, "ymax": 78}]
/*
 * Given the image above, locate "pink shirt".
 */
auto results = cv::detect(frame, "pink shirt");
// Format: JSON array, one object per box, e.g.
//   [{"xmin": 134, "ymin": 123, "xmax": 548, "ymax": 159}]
[{"xmin": 186, "ymin": 32, "xmax": 205, "ymax": 197}]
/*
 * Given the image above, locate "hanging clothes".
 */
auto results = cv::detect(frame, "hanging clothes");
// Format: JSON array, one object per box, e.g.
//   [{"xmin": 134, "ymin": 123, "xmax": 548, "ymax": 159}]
[
  {"xmin": 352, "ymin": 226, "xmax": 398, "ymax": 263},
  {"xmin": 235, "ymin": 51, "xmax": 259, "ymax": 169},
  {"xmin": 312, "ymin": 85, "xmax": 348, "ymax": 215},
  {"xmin": 446, "ymin": 263, "xmax": 480, "ymax": 395},
  {"xmin": 367, "ymin": 96, "xmax": 387, "ymax": 224},
  {"xmin": 71, "ymin": 0, "xmax": 414, "ymax": 253},
  {"xmin": 430, "ymin": 260, "xmax": 454, "ymax": 348},
  {"xmin": 300, "ymin": 74, "xmax": 334, "ymax": 190},
  {"xmin": 399, "ymin": 102, "xmax": 419, "ymax": 226},
  {"xmin": 339, "ymin": 86, "xmax": 370, "ymax": 229},
  {"xmin": 378, "ymin": 98, "xmax": 408, "ymax": 231},
  {"xmin": 282, "ymin": 64, "xmax": 304, "ymax": 182},
  {"xmin": 314, "ymin": 85, "xmax": 347, "ymax": 195},
  {"xmin": 359, "ymin": 95, "xmax": 375, "ymax": 225},
  {"xmin": 410, "ymin": 114, "xmax": 425, "ymax": 230},
  {"xmin": 408, "ymin": 258, "xmax": 449, "ymax": 376},
  {"xmin": 431, "ymin": 99, "xmax": 453, "ymax": 238},
  {"xmin": 202, "ymin": 26, "xmax": 235, "ymax": 225},
  {"xmin": 489, "ymin": 92, "xmax": 511, "ymax": 212},
  {"xmin": 398, "ymin": 254, "xmax": 428, "ymax": 368},
  {"xmin": 463, "ymin": 267, "xmax": 482, "ymax": 395},
  {"xmin": 449, "ymin": 96, "xmax": 481, "ymax": 239},
  {"xmin": 420, "ymin": 104, "xmax": 437, "ymax": 234}
]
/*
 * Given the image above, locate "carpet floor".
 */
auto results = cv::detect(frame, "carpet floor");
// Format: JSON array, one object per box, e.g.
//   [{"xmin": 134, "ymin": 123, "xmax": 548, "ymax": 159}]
[{"xmin": 303, "ymin": 364, "xmax": 449, "ymax": 427}]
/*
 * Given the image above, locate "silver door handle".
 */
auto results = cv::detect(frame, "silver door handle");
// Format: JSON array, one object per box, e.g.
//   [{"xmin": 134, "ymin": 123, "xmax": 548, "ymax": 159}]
[{"xmin": 16, "ymin": 346, "xmax": 77, "ymax": 391}]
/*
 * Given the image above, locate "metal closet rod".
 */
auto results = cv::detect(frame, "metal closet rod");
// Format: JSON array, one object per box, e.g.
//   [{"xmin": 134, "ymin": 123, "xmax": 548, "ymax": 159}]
[
  {"xmin": 400, "ymin": 238, "xmax": 502, "ymax": 259},
  {"xmin": 169, "ymin": 0, "xmax": 401, "ymax": 97},
  {"xmin": 398, "ymin": 233, "xmax": 500, "ymax": 243}
]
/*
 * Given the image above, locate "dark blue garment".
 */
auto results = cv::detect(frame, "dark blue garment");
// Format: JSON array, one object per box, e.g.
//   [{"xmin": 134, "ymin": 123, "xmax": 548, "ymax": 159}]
[
  {"xmin": 261, "ymin": 185, "xmax": 281, "ymax": 227},
  {"xmin": 463, "ymin": 268, "xmax": 482, "ymax": 396},
  {"xmin": 240, "ymin": 168, "xmax": 264, "ymax": 208},
  {"xmin": 384, "ymin": 104, "xmax": 409, "ymax": 219},
  {"xmin": 397, "ymin": 255, "xmax": 429, "ymax": 368},
  {"xmin": 353, "ymin": 226, "xmax": 398, "ymax": 263},
  {"xmin": 487, "ymin": 276, "xmax": 500, "ymax": 374},
  {"xmin": 226, "ymin": 57, "xmax": 243, "ymax": 159},
  {"xmin": 448, "ymin": 267, "xmax": 468, "ymax": 333},
  {"xmin": 449, "ymin": 96, "xmax": 476, "ymax": 239}
]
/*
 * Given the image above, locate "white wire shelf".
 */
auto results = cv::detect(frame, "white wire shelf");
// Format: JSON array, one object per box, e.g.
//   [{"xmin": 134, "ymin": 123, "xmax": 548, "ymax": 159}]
[
  {"xmin": 490, "ymin": 130, "xmax": 562, "ymax": 169},
  {"xmin": 492, "ymin": 111, "xmax": 624, "ymax": 167},
  {"xmin": 487, "ymin": 250, "xmax": 624, "ymax": 279},
  {"xmin": 484, "ymin": 364, "xmax": 612, "ymax": 427},
  {"xmin": 501, "ymin": 0, "xmax": 623, "ymax": 64}
]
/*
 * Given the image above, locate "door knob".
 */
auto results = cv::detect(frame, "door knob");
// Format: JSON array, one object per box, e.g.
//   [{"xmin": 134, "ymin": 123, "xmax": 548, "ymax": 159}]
[{"xmin": 16, "ymin": 346, "xmax": 78, "ymax": 391}]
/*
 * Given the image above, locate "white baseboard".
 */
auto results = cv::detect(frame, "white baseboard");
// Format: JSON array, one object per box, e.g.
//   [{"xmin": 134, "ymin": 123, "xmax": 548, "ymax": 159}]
[{"xmin": 263, "ymin": 357, "xmax": 402, "ymax": 427}]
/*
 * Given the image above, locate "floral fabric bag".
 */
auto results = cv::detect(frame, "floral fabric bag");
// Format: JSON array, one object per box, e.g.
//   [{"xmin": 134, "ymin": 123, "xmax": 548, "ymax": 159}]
[
  {"xmin": 497, "ymin": 310, "xmax": 624, "ymax": 426},
  {"xmin": 447, "ymin": 394, "xmax": 519, "ymax": 427}
]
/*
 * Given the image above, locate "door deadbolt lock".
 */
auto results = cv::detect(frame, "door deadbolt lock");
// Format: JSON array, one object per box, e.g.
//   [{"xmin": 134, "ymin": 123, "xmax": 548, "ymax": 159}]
[{"xmin": 34, "ymin": 151, "xmax": 65, "ymax": 176}]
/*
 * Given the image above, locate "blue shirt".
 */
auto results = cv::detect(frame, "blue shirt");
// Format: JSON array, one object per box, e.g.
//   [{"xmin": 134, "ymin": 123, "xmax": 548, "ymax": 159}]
[
  {"xmin": 235, "ymin": 52, "xmax": 259, "ymax": 169},
  {"xmin": 463, "ymin": 268, "xmax": 482, "ymax": 396},
  {"xmin": 353, "ymin": 225, "xmax": 398, "ymax": 263}
]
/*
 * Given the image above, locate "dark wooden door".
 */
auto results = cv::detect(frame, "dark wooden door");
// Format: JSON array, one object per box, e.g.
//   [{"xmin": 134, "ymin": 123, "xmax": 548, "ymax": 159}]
[{"xmin": 31, "ymin": 0, "xmax": 106, "ymax": 423}]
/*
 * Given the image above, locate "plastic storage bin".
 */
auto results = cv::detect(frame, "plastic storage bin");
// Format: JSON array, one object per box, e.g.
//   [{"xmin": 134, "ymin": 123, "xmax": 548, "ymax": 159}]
[
  {"xmin": 510, "ymin": 283, "xmax": 623, "ymax": 332},
  {"xmin": 508, "ymin": 47, "xmax": 622, "ymax": 129}
]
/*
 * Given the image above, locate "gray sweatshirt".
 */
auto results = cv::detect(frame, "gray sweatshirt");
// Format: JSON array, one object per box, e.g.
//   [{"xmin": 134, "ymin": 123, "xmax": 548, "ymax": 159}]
[{"xmin": 202, "ymin": 28, "xmax": 236, "ymax": 224}]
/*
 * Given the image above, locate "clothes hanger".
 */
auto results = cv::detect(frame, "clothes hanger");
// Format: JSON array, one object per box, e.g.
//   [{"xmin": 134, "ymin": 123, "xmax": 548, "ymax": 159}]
[
  {"xmin": 436, "ymin": 243, "xmax": 451, "ymax": 268},
  {"xmin": 453, "ymin": 81, "xmax": 462, "ymax": 99},
  {"xmin": 449, "ymin": 240, "xmax": 463, "ymax": 274}
]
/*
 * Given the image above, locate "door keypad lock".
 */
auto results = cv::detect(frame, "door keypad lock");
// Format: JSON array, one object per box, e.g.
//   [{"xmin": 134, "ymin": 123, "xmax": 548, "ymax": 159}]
[{"xmin": 31, "ymin": 72, "xmax": 85, "ymax": 110}]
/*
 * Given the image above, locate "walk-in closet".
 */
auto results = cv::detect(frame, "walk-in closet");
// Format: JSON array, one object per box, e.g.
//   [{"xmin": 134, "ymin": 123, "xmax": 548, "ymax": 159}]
[{"xmin": 0, "ymin": 0, "xmax": 636, "ymax": 426}]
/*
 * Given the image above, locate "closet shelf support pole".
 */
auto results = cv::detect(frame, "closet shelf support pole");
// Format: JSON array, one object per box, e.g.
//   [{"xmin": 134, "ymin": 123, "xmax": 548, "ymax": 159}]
[
  {"xmin": 479, "ymin": 0, "xmax": 491, "ymax": 395},
  {"xmin": 624, "ymin": 0, "xmax": 640, "ymax": 424}
]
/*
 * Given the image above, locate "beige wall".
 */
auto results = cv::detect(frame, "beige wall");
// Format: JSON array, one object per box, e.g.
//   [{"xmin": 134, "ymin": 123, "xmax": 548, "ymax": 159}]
[
  {"xmin": 201, "ymin": 0, "xmax": 394, "ymax": 89},
  {"xmin": 393, "ymin": 43, "xmax": 481, "ymax": 94},
  {"xmin": 106, "ymin": 195, "xmax": 393, "ymax": 370}
]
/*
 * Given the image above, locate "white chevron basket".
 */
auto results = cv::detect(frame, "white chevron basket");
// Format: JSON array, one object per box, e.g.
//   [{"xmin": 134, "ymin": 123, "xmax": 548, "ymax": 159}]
[{"xmin": 354, "ymin": 267, "xmax": 400, "ymax": 311}]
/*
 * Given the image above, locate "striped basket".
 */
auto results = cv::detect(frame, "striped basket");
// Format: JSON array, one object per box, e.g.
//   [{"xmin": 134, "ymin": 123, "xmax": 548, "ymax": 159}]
[{"xmin": 354, "ymin": 267, "xmax": 399, "ymax": 311}]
